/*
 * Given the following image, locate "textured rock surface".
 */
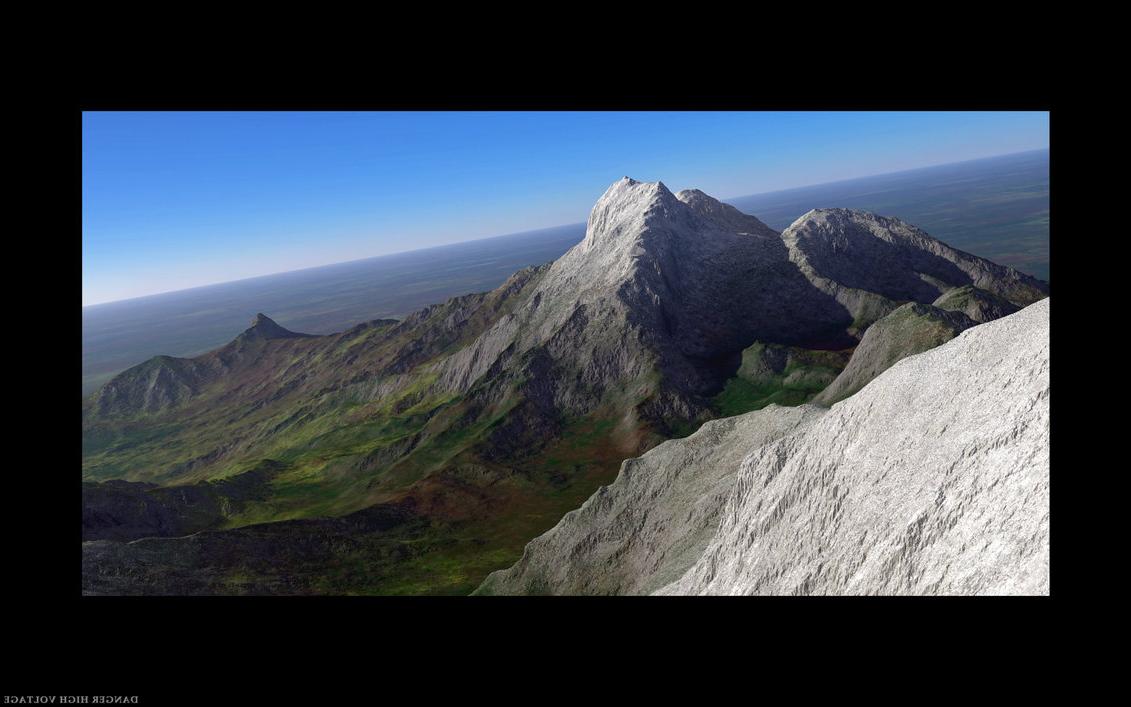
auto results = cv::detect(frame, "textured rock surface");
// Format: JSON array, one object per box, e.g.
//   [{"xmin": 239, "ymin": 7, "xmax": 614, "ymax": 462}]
[
  {"xmin": 782, "ymin": 208, "xmax": 1048, "ymax": 331},
  {"xmin": 479, "ymin": 299, "xmax": 1049, "ymax": 596},
  {"xmin": 932, "ymin": 285, "xmax": 1021, "ymax": 323},
  {"xmin": 812, "ymin": 302, "xmax": 978, "ymax": 406},
  {"xmin": 428, "ymin": 183, "xmax": 1048, "ymax": 433},
  {"xmin": 474, "ymin": 405, "xmax": 820, "ymax": 595},
  {"xmin": 427, "ymin": 178, "xmax": 856, "ymax": 430},
  {"xmin": 662, "ymin": 298, "xmax": 1050, "ymax": 595}
]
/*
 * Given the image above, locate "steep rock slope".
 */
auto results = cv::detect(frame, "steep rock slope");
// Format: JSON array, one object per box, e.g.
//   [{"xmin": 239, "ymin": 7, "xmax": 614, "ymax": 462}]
[
  {"xmin": 427, "ymin": 178, "xmax": 855, "ymax": 437},
  {"xmin": 932, "ymin": 285, "xmax": 1020, "ymax": 323},
  {"xmin": 812, "ymin": 302, "xmax": 978, "ymax": 406},
  {"xmin": 480, "ymin": 299, "xmax": 1049, "ymax": 596},
  {"xmin": 475, "ymin": 405, "xmax": 821, "ymax": 595},
  {"xmin": 663, "ymin": 297, "xmax": 1050, "ymax": 595}
]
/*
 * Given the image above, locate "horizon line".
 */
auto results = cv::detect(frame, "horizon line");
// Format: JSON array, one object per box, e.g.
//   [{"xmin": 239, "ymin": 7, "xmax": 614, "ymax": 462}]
[{"xmin": 83, "ymin": 146, "xmax": 1048, "ymax": 308}]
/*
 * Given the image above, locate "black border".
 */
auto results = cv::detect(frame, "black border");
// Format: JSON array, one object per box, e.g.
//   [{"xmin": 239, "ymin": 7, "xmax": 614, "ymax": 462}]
[{"xmin": 17, "ymin": 67, "xmax": 1076, "ymax": 698}]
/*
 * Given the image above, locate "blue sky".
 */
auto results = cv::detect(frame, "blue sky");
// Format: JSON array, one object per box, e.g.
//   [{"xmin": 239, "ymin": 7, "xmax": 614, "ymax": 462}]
[{"xmin": 82, "ymin": 111, "xmax": 1049, "ymax": 306}]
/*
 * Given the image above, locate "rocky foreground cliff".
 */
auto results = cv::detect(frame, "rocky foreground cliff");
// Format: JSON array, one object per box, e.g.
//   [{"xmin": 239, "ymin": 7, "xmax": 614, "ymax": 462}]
[{"xmin": 477, "ymin": 297, "xmax": 1049, "ymax": 596}]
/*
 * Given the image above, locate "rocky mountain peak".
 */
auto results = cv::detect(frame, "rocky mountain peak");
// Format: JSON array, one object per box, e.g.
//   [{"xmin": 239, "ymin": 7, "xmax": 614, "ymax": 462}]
[
  {"xmin": 676, "ymin": 188, "xmax": 777, "ymax": 236},
  {"xmin": 581, "ymin": 177, "xmax": 685, "ymax": 252},
  {"xmin": 239, "ymin": 313, "xmax": 308, "ymax": 341}
]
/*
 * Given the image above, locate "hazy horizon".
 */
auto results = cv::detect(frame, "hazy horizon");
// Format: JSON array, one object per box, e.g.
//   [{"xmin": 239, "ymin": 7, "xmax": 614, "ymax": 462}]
[
  {"xmin": 83, "ymin": 144, "xmax": 1049, "ymax": 308},
  {"xmin": 82, "ymin": 112, "xmax": 1049, "ymax": 306},
  {"xmin": 82, "ymin": 147, "xmax": 1048, "ymax": 395}
]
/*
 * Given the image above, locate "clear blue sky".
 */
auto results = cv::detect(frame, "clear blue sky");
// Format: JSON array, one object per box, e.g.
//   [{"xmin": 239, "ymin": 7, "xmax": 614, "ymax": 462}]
[{"xmin": 82, "ymin": 111, "xmax": 1049, "ymax": 306}]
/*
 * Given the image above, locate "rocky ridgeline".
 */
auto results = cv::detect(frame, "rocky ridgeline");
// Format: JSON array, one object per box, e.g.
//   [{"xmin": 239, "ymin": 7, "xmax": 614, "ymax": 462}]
[
  {"xmin": 428, "ymin": 179, "xmax": 1048, "ymax": 437},
  {"xmin": 91, "ymin": 179, "xmax": 1048, "ymax": 438},
  {"xmin": 478, "ymin": 298, "xmax": 1049, "ymax": 596}
]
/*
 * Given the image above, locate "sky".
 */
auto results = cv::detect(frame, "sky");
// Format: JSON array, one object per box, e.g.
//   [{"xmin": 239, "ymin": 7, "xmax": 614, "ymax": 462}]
[{"xmin": 82, "ymin": 111, "xmax": 1049, "ymax": 306}]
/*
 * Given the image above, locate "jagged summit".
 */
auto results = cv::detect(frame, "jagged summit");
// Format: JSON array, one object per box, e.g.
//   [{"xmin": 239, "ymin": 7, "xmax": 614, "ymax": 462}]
[
  {"xmin": 429, "ymin": 179, "xmax": 859, "ymax": 424},
  {"xmin": 238, "ymin": 313, "xmax": 310, "ymax": 341},
  {"xmin": 582, "ymin": 177, "xmax": 682, "ymax": 251},
  {"xmin": 437, "ymin": 177, "xmax": 1048, "ymax": 429},
  {"xmin": 583, "ymin": 179, "xmax": 778, "ymax": 256}
]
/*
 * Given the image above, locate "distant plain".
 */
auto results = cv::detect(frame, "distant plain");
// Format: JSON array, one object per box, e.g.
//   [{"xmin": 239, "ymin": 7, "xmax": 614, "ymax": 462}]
[{"xmin": 82, "ymin": 148, "xmax": 1049, "ymax": 395}]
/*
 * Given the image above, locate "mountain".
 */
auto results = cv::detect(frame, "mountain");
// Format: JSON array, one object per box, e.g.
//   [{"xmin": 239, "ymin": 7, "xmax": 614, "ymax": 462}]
[
  {"xmin": 82, "ymin": 178, "xmax": 1048, "ymax": 595},
  {"xmin": 476, "ymin": 297, "xmax": 1050, "ymax": 595},
  {"xmin": 782, "ymin": 208, "xmax": 1046, "ymax": 333},
  {"xmin": 90, "ymin": 313, "xmax": 315, "ymax": 417}
]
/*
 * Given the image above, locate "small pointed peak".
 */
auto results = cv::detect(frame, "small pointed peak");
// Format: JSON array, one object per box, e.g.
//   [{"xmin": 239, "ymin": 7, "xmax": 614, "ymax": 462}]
[
  {"xmin": 238, "ymin": 313, "xmax": 309, "ymax": 341},
  {"xmin": 675, "ymin": 187, "xmax": 777, "ymax": 235}
]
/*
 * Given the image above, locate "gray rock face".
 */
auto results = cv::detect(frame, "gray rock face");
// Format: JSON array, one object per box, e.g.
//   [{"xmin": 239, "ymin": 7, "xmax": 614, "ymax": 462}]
[
  {"xmin": 783, "ymin": 208, "xmax": 1049, "ymax": 330},
  {"xmin": 932, "ymin": 285, "xmax": 1021, "ymax": 323},
  {"xmin": 664, "ymin": 298, "xmax": 1049, "ymax": 595},
  {"xmin": 430, "ymin": 179, "xmax": 854, "ymax": 424},
  {"xmin": 474, "ymin": 405, "xmax": 821, "ymax": 595},
  {"xmin": 478, "ymin": 299, "xmax": 1050, "ymax": 596},
  {"xmin": 426, "ymin": 182, "xmax": 1048, "ymax": 437},
  {"xmin": 812, "ymin": 302, "xmax": 977, "ymax": 406}
]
